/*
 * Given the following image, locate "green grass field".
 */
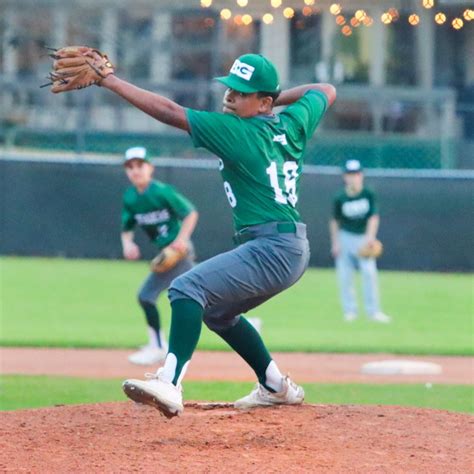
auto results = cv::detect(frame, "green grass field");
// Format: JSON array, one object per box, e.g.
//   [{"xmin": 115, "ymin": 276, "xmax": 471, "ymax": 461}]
[
  {"xmin": 1, "ymin": 376, "xmax": 472, "ymax": 413},
  {"xmin": 1, "ymin": 257, "xmax": 472, "ymax": 355}
]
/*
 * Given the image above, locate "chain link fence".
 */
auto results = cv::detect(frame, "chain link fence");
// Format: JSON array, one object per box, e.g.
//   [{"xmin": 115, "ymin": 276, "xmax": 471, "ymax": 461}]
[{"xmin": 1, "ymin": 82, "xmax": 469, "ymax": 169}]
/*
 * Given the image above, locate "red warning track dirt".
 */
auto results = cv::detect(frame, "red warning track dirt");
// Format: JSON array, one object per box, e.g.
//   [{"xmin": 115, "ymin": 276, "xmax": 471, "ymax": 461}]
[
  {"xmin": 1, "ymin": 402, "xmax": 473, "ymax": 473},
  {"xmin": 2, "ymin": 348, "xmax": 473, "ymax": 384}
]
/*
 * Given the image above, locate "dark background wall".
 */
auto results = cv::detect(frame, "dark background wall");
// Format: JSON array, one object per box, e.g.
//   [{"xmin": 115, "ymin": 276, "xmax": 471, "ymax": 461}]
[{"xmin": 1, "ymin": 159, "xmax": 473, "ymax": 271}]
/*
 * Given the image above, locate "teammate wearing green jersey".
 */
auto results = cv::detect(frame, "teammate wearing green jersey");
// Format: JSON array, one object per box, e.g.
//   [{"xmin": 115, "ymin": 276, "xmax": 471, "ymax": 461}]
[
  {"xmin": 329, "ymin": 159, "xmax": 391, "ymax": 323},
  {"xmin": 99, "ymin": 53, "xmax": 336, "ymax": 418},
  {"xmin": 121, "ymin": 146, "xmax": 199, "ymax": 365}
]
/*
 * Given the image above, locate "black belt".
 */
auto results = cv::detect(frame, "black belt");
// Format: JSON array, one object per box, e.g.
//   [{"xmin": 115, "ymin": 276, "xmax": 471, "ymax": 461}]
[{"xmin": 233, "ymin": 222, "xmax": 298, "ymax": 245}]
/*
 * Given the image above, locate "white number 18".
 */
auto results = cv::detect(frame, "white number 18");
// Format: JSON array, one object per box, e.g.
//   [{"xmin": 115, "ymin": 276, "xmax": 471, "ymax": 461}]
[{"xmin": 266, "ymin": 161, "xmax": 299, "ymax": 207}]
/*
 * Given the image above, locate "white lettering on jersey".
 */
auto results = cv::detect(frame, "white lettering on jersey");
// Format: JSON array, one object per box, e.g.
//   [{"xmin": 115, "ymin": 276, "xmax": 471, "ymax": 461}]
[
  {"xmin": 342, "ymin": 198, "xmax": 370, "ymax": 219},
  {"xmin": 158, "ymin": 224, "xmax": 169, "ymax": 237},
  {"xmin": 218, "ymin": 158, "xmax": 224, "ymax": 171},
  {"xmin": 273, "ymin": 134, "xmax": 288, "ymax": 146},
  {"xmin": 135, "ymin": 209, "xmax": 170, "ymax": 225},
  {"xmin": 230, "ymin": 60, "xmax": 255, "ymax": 81}
]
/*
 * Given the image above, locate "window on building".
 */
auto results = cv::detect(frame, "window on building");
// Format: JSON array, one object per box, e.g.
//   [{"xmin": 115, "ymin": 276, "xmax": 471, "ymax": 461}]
[
  {"xmin": 172, "ymin": 11, "xmax": 217, "ymax": 80},
  {"xmin": 333, "ymin": 24, "xmax": 369, "ymax": 84},
  {"xmin": 171, "ymin": 10, "xmax": 219, "ymax": 109},
  {"xmin": 290, "ymin": 12, "xmax": 322, "ymax": 84},
  {"xmin": 434, "ymin": 19, "xmax": 466, "ymax": 90},
  {"xmin": 66, "ymin": 9, "xmax": 102, "ymax": 57},
  {"xmin": 385, "ymin": 15, "xmax": 416, "ymax": 86},
  {"xmin": 118, "ymin": 10, "xmax": 152, "ymax": 80},
  {"xmin": 219, "ymin": 19, "xmax": 260, "ymax": 74}
]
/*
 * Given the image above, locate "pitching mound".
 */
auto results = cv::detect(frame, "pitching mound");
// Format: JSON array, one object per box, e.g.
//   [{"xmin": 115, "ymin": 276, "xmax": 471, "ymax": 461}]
[{"xmin": 2, "ymin": 402, "xmax": 472, "ymax": 473}]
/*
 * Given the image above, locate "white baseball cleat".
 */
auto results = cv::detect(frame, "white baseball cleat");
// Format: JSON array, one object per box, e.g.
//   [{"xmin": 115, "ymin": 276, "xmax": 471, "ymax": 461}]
[
  {"xmin": 122, "ymin": 371, "xmax": 183, "ymax": 418},
  {"xmin": 344, "ymin": 312, "xmax": 358, "ymax": 322},
  {"xmin": 128, "ymin": 345, "xmax": 167, "ymax": 365},
  {"xmin": 368, "ymin": 312, "xmax": 392, "ymax": 324},
  {"xmin": 234, "ymin": 376, "xmax": 304, "ymax": 409}
]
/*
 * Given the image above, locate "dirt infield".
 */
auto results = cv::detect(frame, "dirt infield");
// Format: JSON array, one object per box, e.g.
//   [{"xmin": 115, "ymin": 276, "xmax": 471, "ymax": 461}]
[
  {"xmin": 2, "ymin": 348, "xmax": 473, "ymax": 472},
  {"xmin": 2, "ymin": 402, "xmax": 473, "ymax": 473},
  {"xmin": 3, "ymin": 348, "xmax": 473, "ymax": 384}
]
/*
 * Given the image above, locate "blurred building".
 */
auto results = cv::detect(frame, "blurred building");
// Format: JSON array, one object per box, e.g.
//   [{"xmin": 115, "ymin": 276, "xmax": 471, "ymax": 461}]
[{"xmin": 0, "ymin": 0, "xmax": 473, "ymax": 168}]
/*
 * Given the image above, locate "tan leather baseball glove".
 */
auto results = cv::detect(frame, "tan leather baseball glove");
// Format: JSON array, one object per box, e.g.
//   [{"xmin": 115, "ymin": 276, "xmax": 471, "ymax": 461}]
[
  {"xmin": 358, "ymin": 239, "xmax": 383, "ymax": 258},
  {"xmin": 42, "ymin": 46, "xmax": 114, "ymax": 93},
  {"xmin": 150, "ymin": 246, "xmax": 188, "ymax": 273}
]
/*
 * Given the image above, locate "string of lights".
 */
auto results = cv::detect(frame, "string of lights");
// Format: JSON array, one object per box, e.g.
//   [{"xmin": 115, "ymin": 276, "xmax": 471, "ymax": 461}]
[{"xmin": 199, "ymin": 1, "xmax": 473, "ymax": 34}]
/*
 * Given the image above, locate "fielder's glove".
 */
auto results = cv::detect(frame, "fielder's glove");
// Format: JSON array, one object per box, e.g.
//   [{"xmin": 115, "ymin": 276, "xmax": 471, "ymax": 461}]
[
  {"xmin": 358, "ymin": 239, "xmax": 383, "ymax": 259},
  {"xmin": 41, "ymin": 45, "xmax": 114, "ymax": 93},
  {"xmin": 150, "ymin": 246, "xmax": 188, "ymax": 273}
]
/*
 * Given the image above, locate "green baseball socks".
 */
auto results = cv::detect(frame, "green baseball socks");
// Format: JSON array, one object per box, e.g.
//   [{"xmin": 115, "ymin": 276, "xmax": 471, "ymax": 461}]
[{"xmin": 160, "ymin": 298, "xmax": 284, "ymax": 392}]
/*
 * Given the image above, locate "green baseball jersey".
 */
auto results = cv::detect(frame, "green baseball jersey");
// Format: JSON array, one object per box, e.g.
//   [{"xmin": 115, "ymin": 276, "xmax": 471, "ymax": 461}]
[
  {"xmin": 333, "ymin": 188, "xmax": 378, "ymax": 234},
  {"xmin": 121, "ymin": 180, "xmax": 195, "ymax": 249},
  {"xmin": 186, "ymin": 90, "xmax": 328, "ymax": 231}
]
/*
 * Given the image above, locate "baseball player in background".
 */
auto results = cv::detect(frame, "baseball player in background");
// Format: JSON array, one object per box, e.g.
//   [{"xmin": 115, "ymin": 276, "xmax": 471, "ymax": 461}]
[
  {"xmin": 329, "ymin": 159, "xmax": 391, "ymax": 323},
  {"xmin": 49, "ymin": 49, "xmax": 336, "ymax": 417},
  {"xmin": 121, "ymin": 146, "xmax": 199, "ymax": 365}
]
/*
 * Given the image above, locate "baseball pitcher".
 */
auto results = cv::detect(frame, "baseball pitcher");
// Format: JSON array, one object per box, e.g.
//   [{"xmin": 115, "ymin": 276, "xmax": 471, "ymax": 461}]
[{"xmin": 45, "ymin": 48, "xmax": 336, "ymax": 418}]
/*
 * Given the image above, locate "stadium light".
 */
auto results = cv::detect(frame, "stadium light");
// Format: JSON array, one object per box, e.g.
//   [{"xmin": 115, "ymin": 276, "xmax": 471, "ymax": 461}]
[
  {"xmin": 220, "ymin": 8, "xmax": 232, "ymax": 20},
  {"xmin": 283, "ymin": 7, "xmax": 295, "ymax": 18},
  {"xmin": 388, "ymin": 8, "xmax": 399, "ymax": 21},
  {"xmin": 409, "ymin": 14, "xmax": 420, "ymax": 25},
  {"xmin": 330, "ymin": 4, "xmax": 341, "ymax": 15},
  {"xmin": 463, "ymin": 9, "xmax": 474, "ymax": 21},
  {"xmin": 434, "ymin": 12, "xmax": 446, "ymax": 24},
  {"xmin": 350, "ymin": 17, "xmax": 360, "ymax": 27},
  {"xmin": 363, "ymin": 16, "xmax": 374, "ymax": 26},
  {"xmin": 341, "ymin": 25, "xmax": 352, "ymax": 36},
  {"xmin": 381, "ymin": 12, "xmax": 393, "ymax": 24},
  {"xmin": 199, "ymin": 0, "xmax": 469, "ymax": 32},
  {"xmin": 355, "ymin": 10, "xmax": 366, "ymax": 21},
  {"xmin": 452, "ymin": 17, "xmax": 463, "ymax": 29},
  {"xmin": 242, "ymin": 14, "xmax": 253, "ymax": 25},
  {"xmin": 262, "ymin": 13, "xmax": 274, "ymax": 24}
]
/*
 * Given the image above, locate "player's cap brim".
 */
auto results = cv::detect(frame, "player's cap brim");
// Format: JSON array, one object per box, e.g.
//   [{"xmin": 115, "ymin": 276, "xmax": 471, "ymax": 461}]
[
  {"xmin": 124, "ymin": 157, "xmax": 149, "ymax": 163},
  {"xmin": 124, "ymin": 146, "xmax": 150, "ymax": 163},
  {"xmin": 214, "ymin": 75, "xmax": 259, "ymax": 94}
]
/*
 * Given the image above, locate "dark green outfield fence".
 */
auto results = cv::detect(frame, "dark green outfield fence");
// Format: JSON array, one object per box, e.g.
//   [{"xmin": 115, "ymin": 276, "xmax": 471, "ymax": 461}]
[
  {"xmin": 0, "ymin": 157, "xmax": 473, "ymax": 271},
  {"xmin": 309, "ymin": 136, "xmax": 451, "ymax": 169},
  {"xmin": 0, "ymin": 128, "xmax": 456, "ymax": 169}
]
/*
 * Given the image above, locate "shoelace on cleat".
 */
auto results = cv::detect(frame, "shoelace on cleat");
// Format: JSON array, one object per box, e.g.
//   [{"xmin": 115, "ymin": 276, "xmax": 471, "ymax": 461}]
[{"xmin": 143, "ymin": 372, "xmax": 183, "ymax": 393}]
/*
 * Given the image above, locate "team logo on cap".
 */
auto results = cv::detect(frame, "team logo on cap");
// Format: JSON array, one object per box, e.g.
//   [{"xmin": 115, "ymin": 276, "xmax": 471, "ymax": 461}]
[{"xmin": 230, "ymin": 60, "xmax": 255, "ymax": 81}]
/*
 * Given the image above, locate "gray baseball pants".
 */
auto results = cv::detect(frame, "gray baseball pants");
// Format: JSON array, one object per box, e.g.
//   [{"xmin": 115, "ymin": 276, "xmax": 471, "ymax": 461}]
[
  {"xmin": 138, "ymin": 255, "xmax": 194, "ymax": 304},
  {"xmin": 336, "ymin": 229, "xmax": 380, "ymax": 316},
  {"xmin": 168, "ymin": 222, "xmax": 310, "ymax": 332}
]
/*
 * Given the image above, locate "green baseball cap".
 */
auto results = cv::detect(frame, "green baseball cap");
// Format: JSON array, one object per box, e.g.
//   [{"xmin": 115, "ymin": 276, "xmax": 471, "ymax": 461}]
[
  {"xmin": 124, "ymin": 146, "xmax": 150, "ymax": 163},
  {"xmin": 215, "ymin": 54, "xmax": 280, "ymax": 94}
]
